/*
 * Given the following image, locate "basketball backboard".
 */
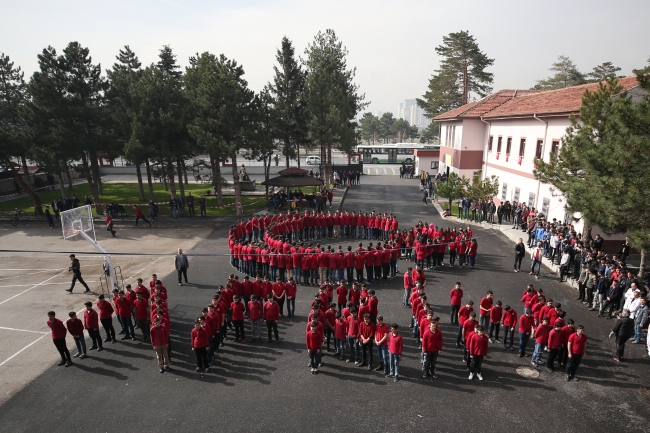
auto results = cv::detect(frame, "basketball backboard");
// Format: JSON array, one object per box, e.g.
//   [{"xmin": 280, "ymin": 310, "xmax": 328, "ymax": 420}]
[{"xmin": 61, "ymin": 205, "xmax": 96, "ymax": 241}]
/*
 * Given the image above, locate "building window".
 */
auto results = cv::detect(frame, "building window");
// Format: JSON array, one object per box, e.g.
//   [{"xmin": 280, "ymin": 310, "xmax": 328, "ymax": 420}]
[
  {"xmin": 501, "ymin": 183, "xmax": 508, "ymax": 201},
  {"xmin": 506, "ymin": 137, "xmax": 512, "ymax": 155},
  {"xmin": 551, "ymin": 140, "xmax": 560, "ymax": 157},
  {"xmin": 535, "ymin": 140, "xmax": 543, "ymax": 159},
  {"xmin": 497, "ymin": 136, "xmax": 502, "ymax": 153},
  {"xmin": 488, "ymin": 136, "xmax": 493, "ymax": 153},
  {"xmin": 518, "ymin": 138, "xmax": 526, "ymax": 158},
  {"xmin": 513, "ymin": 187, "xmax": 520, "ymax": 203},
  {"xmin": 528, "ymin": 193, "xmax": 536, "ymax": 208},
  {"xmin": 430, "ymin": 161, "xmax": 439, "ymax": 169},
  {"xmin": 542, "ymin": 198, "xmax": 550, "ymax": 216}
]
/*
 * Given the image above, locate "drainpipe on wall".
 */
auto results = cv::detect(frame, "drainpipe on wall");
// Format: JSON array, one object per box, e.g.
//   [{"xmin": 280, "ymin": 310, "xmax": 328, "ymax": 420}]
[
  {"xmin": 533, "ymin": 114, "xmax": 548, "ymax": 212},
  {"xmin": 479, "ymin": 116, "xmax": 491, "ymax": 181}
]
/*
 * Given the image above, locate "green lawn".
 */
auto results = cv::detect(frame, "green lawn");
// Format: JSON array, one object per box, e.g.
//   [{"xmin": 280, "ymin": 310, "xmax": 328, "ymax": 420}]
[
  {"xmin": 0, "ymin": 182, "xmax": 266, "ymax": 217},
  {"xmin": 438, "ymin": 200, "xmax": 461, "ymax": 212}
]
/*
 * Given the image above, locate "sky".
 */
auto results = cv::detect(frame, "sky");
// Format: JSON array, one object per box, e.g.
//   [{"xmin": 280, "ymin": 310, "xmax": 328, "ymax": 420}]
[{"xmin": 2, "ymin": 0, "xmax": 649, "ymax": 116}]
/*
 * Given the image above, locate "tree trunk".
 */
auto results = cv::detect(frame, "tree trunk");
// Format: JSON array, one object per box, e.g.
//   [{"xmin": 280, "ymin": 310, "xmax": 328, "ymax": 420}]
[
  {"xmin": 182, "ymin": 160, "xmax": 189, "ymax": 185},
  {"xmin": 166, "ymin": 157, "xmax": 177, "ymax": 197},
  {"xmin": 144, "ymin": 159, "xmax": 155, "ymax": 201},
  {"xmin": 231, "ymin": 153, "xmax": 243, "ymax": 216},
  {"xmin": 81, "ymin": 153, "xmax": 102, "ymax": 214},
  {"xmin": 58, "ymin": 169, "xmax": 67, "ymax": 199},
  {"xmin": 135, "ymin": 164, "xmax": 145, "ymax": 201},
  {"xmin": 582, "ymin": 223, "xmax": 592, "ymax": 244},
  {"xmin": 20, "ymin": 155, "xmax": 30, "ymax": 188},
  {"xmin": 4, "ymin": 156, "xmax": 43, "ymax": 215},
  {"xmin": 285, "ymin": 142, "xmax": 290, "ymax": 169},
  {"xmin": 296, "ymin": 144, "xmax": 301, "ymax": 169},
  {"xmin": 212, "ymin": 154, "xmax": 223, "ymax": 206},
  {"xmin": 639, "ymin": 249, "xmax": 646, "ymax": 280},
  {"xmin": 66, "ymin": 167, "xmax": 73, "ymax": 190},
  {"xmin": 176, "ymin": 156, "xmax": 185, "ymax": 199},
  {"xmin": 90, "ymin": 154, "xmax": 103, "ymax": 195}
]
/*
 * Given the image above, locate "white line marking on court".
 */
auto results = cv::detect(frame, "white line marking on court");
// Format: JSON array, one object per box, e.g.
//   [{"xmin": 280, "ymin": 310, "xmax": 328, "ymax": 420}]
[
  {"xmin": 0, "ymin": 269, "xmax": 67, "ymax": 282},
  {"xmin": 0, "ymin": 270, "xmax": 67, "ymax": 306},
  {"xmin": 129, "ymin": 257, "xmax": 164, "ymax": 279},
  {"xmin": 390, "ymin": 168, "xmax": 396, "ymax": 175},
  {"xmin": 0, "ymin": 334, "xmax": 48, "ymax": 366},
  {"xmin": 0, "ymin": 326, "xmax": 48, "ymax": 335},
  {"xmin": 0, "ymin": 269, "xmax": 66, "ymax": 271},
  {"xmin": 0, "ymin": 283, "xmax": 69, "ymax": 288}
]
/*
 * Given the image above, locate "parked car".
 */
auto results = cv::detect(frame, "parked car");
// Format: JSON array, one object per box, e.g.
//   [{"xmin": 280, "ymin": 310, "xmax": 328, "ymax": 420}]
[{"xmin": 306, "ymin": 156, "xmax": 321, "ymax": 165}]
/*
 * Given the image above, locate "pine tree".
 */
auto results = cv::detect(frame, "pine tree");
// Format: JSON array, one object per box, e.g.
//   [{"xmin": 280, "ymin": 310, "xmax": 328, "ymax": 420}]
[
  {"xmin": 378, "ymin": 112, "xmax": 395, "ymax": 143},
  {"xmin": 417, "ymin": 31, "xmax": 493, "ymax": 117},
  {"xmin": 533, "ymin": 55, "xmax": 585, "ymax": 90},
  {"xmin": 303, "ymin": 29, "xmax": 367, "ymax": 184},
  {"xmin": 268, "ymin": 37, "xmax": 308, "ymax": 168},
  {"xmin": 358, "ymin": 112, "xmax": 379, "ymax": 144},
  {"xmin": 535, "ymin": 74, "xmax": 650, "ymax": 278},
  {"xmin": 0, "ymin": 53, "xmax": 45, "ymax": 213},
  {"xmin": 586, "ymin": 62, "xmax": 621, "ymax": 82}
]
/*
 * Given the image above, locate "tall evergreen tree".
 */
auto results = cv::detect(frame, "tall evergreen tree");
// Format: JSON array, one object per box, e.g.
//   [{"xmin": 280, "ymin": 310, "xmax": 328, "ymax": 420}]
[
  {"xmin": 268, "ymin": 37, "xmax": 308, "ymax": 168},
  {"xmin": 0, "ymin": 53, "xmax": 45, "ymax": 213},
  {"xmin": 535, "ymin": 74, "xmax": 650, "ymax": 278},
  {"xmin": 358, "ymin": 112, "xmax": 379, "ymax": 144},
  {"xmin": 533, "ymin": 55, "xmax": 585, "ymax": 90},
  {"xmin": 586, "ymin": 62, "xmax": 621, "ymax": 82},
  {"xmin": 378, "ymin": 112, "xmax": 395, "ymax": 143},
  {"xmin": 303, "ymin": 29, "xmax": 366, "ymax": 184},
  {"xmin": 418, "ymin": 31, "xmax": 493, "ymax": 117}
]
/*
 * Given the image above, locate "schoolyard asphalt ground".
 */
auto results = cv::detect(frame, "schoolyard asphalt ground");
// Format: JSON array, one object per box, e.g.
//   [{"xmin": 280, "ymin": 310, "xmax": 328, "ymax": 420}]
[{"xmin": 0, "ymin": 174, "xmax": 648, "ymax": 433}]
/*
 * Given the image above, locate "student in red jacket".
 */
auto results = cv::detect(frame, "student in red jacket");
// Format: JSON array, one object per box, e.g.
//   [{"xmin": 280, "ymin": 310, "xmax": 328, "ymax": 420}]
[
  {"xmin": 115, "ymin": 291, "xmax": 136, "ymax": 341},
  {"xmin": 66, "ymin": 312, "xmax": 87, "ymax": 359},
  {"xmin": 518, "ymin": 308, "xmax": 535, "ymax": 357},
  {"xmin": 346, "ymin": 309, "xmax": 361, "ymax": 364},
  {"xmin": 334, "ymin": 312, "xmax": 347, "ymax": 359},
  {"xmin": 449, "ymin": 282, "xmax": 463, "ymax": 325},
  {"xmin": 358, "ymin": 313, "xmax": 375, "ymax": 370},
  {"xmin": 307, "ymin": 322, "xmax": 324, "ymax": 374},
  {"xmin": 285, "ymin": 277, "xmax": 297, "ymax": 317},
  {"xmin": 231, "ymin": 295, "xmax": 246, "ymax": 342},
  {"xmin": 133, "ymin": 205, "xmax": 152, "ymax": 226},
  {"xmin": 374, "ymin": 315, "xmax": 389, "ymax": 374},
  {"xmin": 150, "ymin": 317, "xmax": 170, "ymax": 373},
  {"xmin": 248, "ymin": 295, "xmax": 263, "ymax": 343},
  {"xmin": 532, "ymin": 316, "xmax": 550, "ymax": 366},
  {"xmin": 422, "ymin": 321, "xmax": 443, "ymax": 379},
  {"xmin": 264, "ymin": 295, "xmax": 281, "ymax": 343},
  {"xmin": 133, "ymin": 291, "xmax": 151, "ymax": 342},
  {"xmin": 83, "ymin": 301, "xmax": 103, "ymax": 351},
  {"xmin": 566, "ymin": 325, "xmax": 587, "ymax": 381},
  {"xmin": 96, "ymin": 294, "xmax": 117, "ymax": 344},
  {"xmin": 387, "ymin": 323, "xmax": 403, "ymax": 382},
  {"xmin": 479, "ymin": 291, "xmax": 493, "ymax": 331},
  {"xmin": 403, "ymin": 267, "xmax": 414, "ymax": 307},
  {"xmin": 501, "ymin": 305, "xmax": 517, "ymax": 351},
  {"xmin": 47, "ymin": 311, "xmax": 71, "ymax": 367},
  {"xmin": 191, "ymin": 319, "xmax": 209, "ymax": 373},
  {"xmin": 462, "ymin": 313, "xmax": 478, "ymax": 367},
  {"xmin": 559, "ymin": 319, "xmax": 576, "ymax": 366},
  {"xmin": 456, "ymin": 301, "xmax": 474, "ymax": 347},
  {"xmin": 468, "ymin": 325, "xmax": 489, "ymax": 380},
  {"xmin": 488, "ymin": 300, "xmax": 503, "ymax": 344},
  {"xmin": 546, "ymin": 321, "xmax": 563, "ymax": 372}
]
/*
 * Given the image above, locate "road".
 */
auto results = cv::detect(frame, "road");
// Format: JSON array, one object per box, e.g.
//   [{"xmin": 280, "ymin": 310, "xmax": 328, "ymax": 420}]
[{"xmin": 0, "ymin": 176, "xmax": 647, "ymax": 433}]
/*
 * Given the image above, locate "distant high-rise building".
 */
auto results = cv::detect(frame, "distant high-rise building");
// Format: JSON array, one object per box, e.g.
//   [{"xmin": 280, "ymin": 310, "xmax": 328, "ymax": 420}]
[
  {"xmin": 373, "ymin": 110, "xmax": 384, "ymax": 118},
  {"xmin": 397, "ymin": 99, "xmax": 431, "ymax": 129}
]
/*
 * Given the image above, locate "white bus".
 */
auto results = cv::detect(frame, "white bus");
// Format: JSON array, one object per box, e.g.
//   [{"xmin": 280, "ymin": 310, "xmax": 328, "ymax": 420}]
[{"xmin": 356, "ymin": 143, "xmax": 439, "ymax": 164}]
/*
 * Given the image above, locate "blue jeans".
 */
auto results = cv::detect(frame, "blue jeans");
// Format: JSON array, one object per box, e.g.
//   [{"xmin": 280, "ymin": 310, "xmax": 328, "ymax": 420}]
[
  {"xmin": 347, "ymin": 336, "xmax": 359, "ymax": 362},
  {"xmin": 122, "ymin": 316, "xmax": 135, "ymax": 338},
  {"xmin": 389, "ymin": 352, "xmax": 400, "ymax": 377},
  {"xmin": 309, "ymin": 350, "xmax": 322, "ymax": 368},
  {"xmin": 531, "ymin": 260, "xmax": 542, "ymax": 276},
  {"xmin": 335, "ymin": 338, "xmax": 345, "ymax": 356},
  {"xmin": 172, "ymin": 208, "xmax": 178, "ymax": 219},
  {"xmin": 634, "ymin": 323, "xmax": 642, "ymax": 342},
  {"xmin": 115, "ymin": 315, "xmax": 125, "ymax": 332},
  {"xmin": 357, "ymin": 226, "xmax": 363, "ymax": 237},
  {"xmin": 532, "ymin": 342, "xmax": 544, "ymax": 362},
  {"xmin": 464, "ymin": 208, "xmax": 469, "ymax": 219},
  {"xmin": 369, "ymin": 228, "xmax": 374, "ymax": 239},
  {"xmin": 253, "ymin": 228, "xmax": 259, "ymax": 242},
  {"xmin": 337, "ymin": 268, "xmax": 345, "ymax": 282},
  {"xmin": 294, "ymin": 267, "xmax": 302, "ymax": 282},
  {"xmin": 74, "ymin": 336, "xmax": 87, "ymax": 354},
  {"xmin": 377, "ymin": 345, "xmax": 389, "ymax": 365},
  {"xmin": 519, "ymin": 332, "xmax": 530, "ymax": 355},
  {"xmin": 469, "ymin": 255, "xmax": 476, "ymax": 266}
]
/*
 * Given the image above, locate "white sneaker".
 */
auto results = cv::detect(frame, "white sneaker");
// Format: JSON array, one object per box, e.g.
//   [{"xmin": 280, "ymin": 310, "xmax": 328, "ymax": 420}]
[
  {"xmin": 477, "ymin": 373, "xmax": 483, "ymax": 381},
  {"xmin": 468, "ymin": 373, "xmax": 474, "ymax": 380}
]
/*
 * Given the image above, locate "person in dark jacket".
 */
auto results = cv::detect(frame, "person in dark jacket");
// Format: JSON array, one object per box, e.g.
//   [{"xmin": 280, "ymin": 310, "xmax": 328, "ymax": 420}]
[
  {"xmin": 66, "ymin": 254, "xmax": 90, "ymax": 293},
  {"xmin": 599, "ymin": 281, "xmax": 621, "ymax": 318},
  {"xmin": 514, "ymin": 238, "xmax": 526, "ymax": 272},
  {"xmin": 609, "ymin": 309, "xmax": 634, "ymax": 362}
]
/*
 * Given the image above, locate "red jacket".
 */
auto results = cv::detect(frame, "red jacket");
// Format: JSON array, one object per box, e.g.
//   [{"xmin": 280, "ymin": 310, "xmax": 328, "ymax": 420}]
[
  {"xmin": 347, "ymin": 316, "xmax": 361, "ymax": 337},
  {"xmin": 334, "ymin": 318, "xmax": 347, "ymax": 340},
  {"xmin": 368, "ymin": 297, "xmax": 378, "ymax": 316},
  {"xmin": 519, "ymin": 314, "xmax": 535, "ymax": 334},
  {"xmin": 191, "ymin": 327, "xmax": 209, "ymax": 348},
  {"xmin": 422, "ymin": 328, "xmax": 443, "ymax": 352},
  {"xmin": 83, "ymin": 309, "xmax": 99, "ymax": 329},
  {"xmin": 263, "ymin": 301, "xmax": 280, "ymax": 321},
  {"xmin": 490, "ymin": 306, "xmax": 503, "ymax": 323},
  {"xmin": 306, "ymin": 330, "xmax": 324, "ymax": 350},
  {"xmin": 65, "ymin": 318, "xmax": 84, "ymax": 337},
  {"xmin": 388, "ymin": 333, "xmax": 403, "ymax": 354},
  {"xmin": 468, "ymin": 333, "xmax": 489, "ymax": 356},
  {"xmin": 450, "ymin": 288, "xmax": 463, "ymax": 306},
  {"xmin": 150, "ymin": 325, "xmax": 169, "ymax": 346},
  {"xmin": 248, "ymin": 300, "xmax": 262, "ymax": 320},
  {"xmin": 535, "ymin": 324, "xmax": 550, "ymax": 344},
  {"xmin": 547, "ymin": 328, "xmax": 563, "ymax": 350},
  {"xmin": 403, "ymin": 272, "xmax": 413, "ymax": 289},
  {"xmin": 48, "ymin": 319, "xmax": 67, "ymax": 339},
  {"xmin": 375, "ymin": 323, "xmax": 389, "ymax": 346},
  {"xmin": 114, "ymin": 298, "xmax": 132, "ymax": 319},
  {"xmin": 231, "ymin": 301, "xmax": 245, "ymax": 321},
  {"xmin": 502, "ymin": 309, "xmax": 517, "ymax": 327},
  {"xmin": 96, "ymin": 300, "xmax": 114, "ymax": 320},
  {"xmin": 462, "ymin": 319, "xmax": 477, "ymax": 341}
]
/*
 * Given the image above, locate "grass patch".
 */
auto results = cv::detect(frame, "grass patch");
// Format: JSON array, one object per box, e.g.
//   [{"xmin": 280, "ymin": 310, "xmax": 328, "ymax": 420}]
[{"xmin": 0, "ymin": 183, "xmax": 266, "ymax": 217}]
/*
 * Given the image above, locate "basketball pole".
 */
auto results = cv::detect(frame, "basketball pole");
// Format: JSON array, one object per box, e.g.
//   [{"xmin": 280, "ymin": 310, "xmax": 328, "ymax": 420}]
[{"xmin": 77, "ymin": 230, "xmax": 118, "ymax": 290}]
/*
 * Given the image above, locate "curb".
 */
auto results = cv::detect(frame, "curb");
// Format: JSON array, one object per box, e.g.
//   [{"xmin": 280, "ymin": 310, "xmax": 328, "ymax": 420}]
[{"xmin": 337, "ymin": 185, "xmax": 350, "ymax": 212}]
